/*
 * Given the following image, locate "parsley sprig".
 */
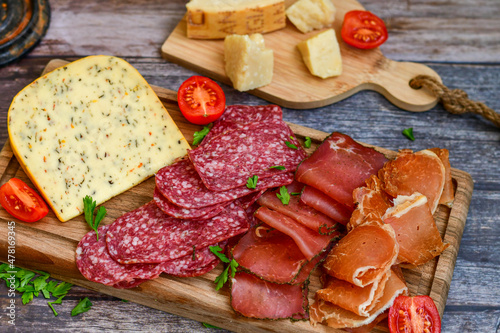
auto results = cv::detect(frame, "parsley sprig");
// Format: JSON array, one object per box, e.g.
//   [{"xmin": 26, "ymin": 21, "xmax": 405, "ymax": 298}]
[
  {"xmin": 71, "ymin": 297, "xmax": 93, "ymax": 316},
  {"xmin": 304, "ymin": 136, "xmax": 312, "ymax": 148},
  {"xmin": 193, "ymin": 125, "xmax": 211, "ymax": 145},
  {"xmin": 0, "ymin": 264, "xmax": 73, "ymax": 316},
  {"xmin": 83, "ymin": 195, "xmax": 107, "ymax": 241},
  {"xmin": 209, "ymin": 246, "xmax": 238, "ymax": 291},
  {"xmin": 269, "ymin": 165, "xmax": 285, "ymax": 170},
  {"xmin": 402, "ymin": 127, "xmax": 415, "ymax": 141},
  {"xmin": 276, "ymin": 186, "xmax": 290, "ymax": 205},
  {"xmin": 246, "ymin": 175, "xmax": 258, "ymax": 189}
]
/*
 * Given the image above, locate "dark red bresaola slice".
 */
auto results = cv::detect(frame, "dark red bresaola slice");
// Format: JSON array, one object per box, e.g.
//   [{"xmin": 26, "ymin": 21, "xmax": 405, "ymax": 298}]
[
  {"xmin": 106, "ymin": 201, "xmax": 249, "ymax": 264},
  {"xmin": 155, "ymin": 158, "xmax": 294, "ymax": 209},
  {"xmin": 295, "ymin": 132, "xmax": 388, "ymax": 209},
  {"xmin": 231, "ymin": 271, "xmax": 309, "ymax": 320},
  {"xmin": 188, "ymin": 120, "xmax": 307, "ymax": 192},
  {"xmin": 300, "ymin": 186, "xmax": 353, "ymax": 225}
]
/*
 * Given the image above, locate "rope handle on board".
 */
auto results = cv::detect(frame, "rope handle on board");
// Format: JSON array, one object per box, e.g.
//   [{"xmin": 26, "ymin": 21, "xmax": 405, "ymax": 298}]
[{"xmin": 410, "ymin": 75, "xmax": 500, "ymax": 128}]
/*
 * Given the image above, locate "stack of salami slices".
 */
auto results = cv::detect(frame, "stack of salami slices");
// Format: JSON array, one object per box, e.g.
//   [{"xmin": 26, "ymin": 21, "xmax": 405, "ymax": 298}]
[{"xmin": 76, "ymin": 105, "xmax": 307, "ymax": 289}]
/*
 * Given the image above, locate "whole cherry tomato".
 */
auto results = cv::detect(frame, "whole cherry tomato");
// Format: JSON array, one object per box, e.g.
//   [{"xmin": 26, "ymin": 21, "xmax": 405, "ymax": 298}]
[
  {"xmin": 341, "ymin": 10, "xmax": 388, "ymax": 49},
  {"xmin": 177, "ymin": 76, "xmax": 226, "ymax": 125},
  {"xmin": 0, "ymin": 178, "xmax": 49, "ymax": 222}
]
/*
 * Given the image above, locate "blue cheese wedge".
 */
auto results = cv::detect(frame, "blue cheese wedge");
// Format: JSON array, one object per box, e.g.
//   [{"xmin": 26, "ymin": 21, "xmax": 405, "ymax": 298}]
[{"xmin": 8, "ymin": 55, "xmax": 190, "ymax": 222}]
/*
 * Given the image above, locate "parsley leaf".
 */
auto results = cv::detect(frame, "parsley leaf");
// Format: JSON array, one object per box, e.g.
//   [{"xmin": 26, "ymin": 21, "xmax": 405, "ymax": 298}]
[
  {"xmin": 48, "ymin": 296, "xmax": 65, "ymax": 316},
  {"xmin": 83, "ymin": 195, "xmax": 107, "ymax": 241},
  {"xmin": 192, "ymin": 125, "xmax": 211, "ymax": 145},
  {"xmin": 402, "ymin": 127, "xmax": 415, "ymax": 141},
  {"xmin": 291, "ymin": 192, "xmax": 301, "ymax": 196},
  {"xmin": 304, "ymin": 136, "xmax": 312, "ymax": 148},
  {"xmin": 202, "ymin": 322, "xmax": 222, "ymax": 329},
  {"xmin": 276, "ymin": 186, "xmax": 290, "ymax": 205},
  {"xmin": 71, "ymin": 297, "xmax": 92, "ymax": 316},
  {"xmin": 269, "ymin": 165, "xmax": 285, "ymax": 170},
  {"xmin": 246, "ymin": 175, "xmax": 258, "ymax": 189},
  {"xmin": 285, "ymin": 141, "xmax": 298, "ymax": 150},
  {"xmin": 209, "ymin": 246, "xmax": 239, "ymax": 291}
]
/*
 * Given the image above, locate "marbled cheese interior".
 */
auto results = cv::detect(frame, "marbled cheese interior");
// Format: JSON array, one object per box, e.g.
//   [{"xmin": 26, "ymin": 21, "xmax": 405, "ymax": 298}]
[{"xmin": 8, "ymin": 55, "xmax": 190, "ymax": 221}]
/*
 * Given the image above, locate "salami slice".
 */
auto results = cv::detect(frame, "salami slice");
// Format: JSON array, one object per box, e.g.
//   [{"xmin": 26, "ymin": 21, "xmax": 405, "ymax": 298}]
[
  {"xmin": 201, "ymin": 105, "xmax": 283, "ymax": 145},
  {"xmin": 155, "ymin": 158, "xmax": 294, "ymax": 209},
  {"xmin": 106, "ymin": 201, "xmax": 249, "ymax": 264},
  {"xmin": 189, "ymin": 120, "xmax": 307, "ymax": 192},
  {"xmin": 76, "ymin": 225, "xmax": 223, "ymax": 288},
  {"xmin": 153, "ymin": 186, "xmax": 228, "ymax": 220}
]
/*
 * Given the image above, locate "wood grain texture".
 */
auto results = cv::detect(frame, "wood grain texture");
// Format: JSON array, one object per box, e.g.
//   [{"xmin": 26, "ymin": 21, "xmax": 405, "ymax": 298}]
[
  {"xmin": 161, "ymin": 0, "xmax": 441, "ymax": 111},
  {"xmin": 0, "ymin": 59, "xmax": 473, "ymax": 333},
  {"xmin": 0, "ymin": 0, "xmax": 499, "ymax": 332}
]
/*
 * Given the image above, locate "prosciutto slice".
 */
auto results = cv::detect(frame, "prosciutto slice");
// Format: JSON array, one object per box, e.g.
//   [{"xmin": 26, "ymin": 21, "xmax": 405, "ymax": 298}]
[
  {"xmin": 429, "ymin": 147, "xmax": 455, "ymax": 207},
  {"xmin": 322, "ymin": 223, "xmax": 398, "ymax": 287},
  {"xmin": 300, "ymin": 186, "xmax": 352, "ymax": 225},
  {"xmin": 232, "ymin": 225, "xmax": 320, "ymax": 284},
  {"xmin": 310, "ymin": 268, "xmax": 408, "ymax": 328},
  {"xmin": 254, "ymin": 206, "xmax": 337, "ymax": 260},
  {"xmin": 231, "ymin": 271, "xmax": 308, "ymax": 320},
  {"xmin": 379, "ymin": 149, "xmax": 445, "ymax": 214},
  {"xmin": 383, "ymin": 193, "xmax": 449, "ymax": 267},
  {"xmin": 257, "ymin": 183, "xmax": 338, "ymax": 234},
  {"xmin": 296, "ymin": 132, "xmax": 388, "ymax": 209}
]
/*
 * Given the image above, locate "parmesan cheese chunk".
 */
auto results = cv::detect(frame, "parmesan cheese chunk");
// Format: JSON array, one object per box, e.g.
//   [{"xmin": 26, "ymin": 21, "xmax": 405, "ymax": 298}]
[
  {"xmin": 8, "ymin": 55, "xmax": 190, "ymax": 222},
  {"xmin": 297, "ymin": 29, "xmax": 342, "ymax": 79},
  {"xmin": 186, "ymin": 0, "xmax": 286, "ymax": 39},
  {"xmin": 224, "ymin": 34, "xmax": 274, "ymax": 91},
  {"xmin": 286, "ymin": 0, "xmax": 336, "ymax": 33}
]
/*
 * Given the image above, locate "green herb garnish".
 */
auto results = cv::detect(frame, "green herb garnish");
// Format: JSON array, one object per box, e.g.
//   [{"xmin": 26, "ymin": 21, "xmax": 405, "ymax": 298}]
[
  {"xmin": 285, "ymin": 141, "xmax": 298, "ymax": 150},
  {"xmin": 269, "ymin": 165, "xmax": 285, "ymax": 170},
  {"xmin": 291, "ymin": 192, "xmax": 301, "ymax": 196},
  {"xmin": 304, "ymin": 136, "xmax": 312, "ymax": 148},
  {"xmin": 202, "ymin": 322, "xmax": 222, "ymax": 329},
  {"xmin": 71, "ymin": 297, "xmax": 92, "ymax": 316},
  {"xmin": 193, "ymin": 125, "xmax": 211, "ymax": 145},
  {"xmin": 209, "ymin": 246, "xmax": 239, "ymax": 291},
  {"xmin": 83, "ymin": 195, "xmax": 107, "ymax": 241},
  {"xmin": 402, "ymin": 128, "xmax": 415, "ymax": 141},
  {"xmin": 276, "ymin": 186, "xmax": 290, "ymax": 205},
  {"xmin": 246, "ymin": 175, "xmax": 258, "ymax": 189}
]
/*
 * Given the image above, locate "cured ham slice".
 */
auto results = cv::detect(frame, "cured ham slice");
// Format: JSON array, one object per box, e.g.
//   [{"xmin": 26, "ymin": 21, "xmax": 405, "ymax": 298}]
[
  {"xmin": 231, "ymin": 271, "xmax": 308, "ymax": 320},
  {"xmin": 201, "ymin": 104, "xmax": 283, "ymax": 144},
  {"xmin": 429, "ymin": 147, "xmax": 455, "ymax": 207},
  {"xmin": 295, "ymin": 132, "xmax": 388, "ymax": 208},
  {"xmin": 189, "ymin": 120, "xmax": 307, "ymax": 192},
  {"xmin": 257, "ymin": 183, "xmax": 338, "ymax": 234},
  {"xmin": 156, "ymin": 158, "xmax": 294, "ymax": 209},
  {"xmin": 254, "ymin": 206, "xmax": 337, "ymax": 260},
  {"xmin": 378, "ymin": 149, "xmax": 446, "ymax": 214},
  {"xmin": 322, "ymin": 223, "xmax": 398, "ymax": 287},
  {"xmin": 383, "ymin": 193, "xmax": 449, "ymax": 267},
  {"xmin": 348, "ymin": 175, "xmax": 392, "ymax": 231},
  {"xmin": 343, "ymin": 312, "xmax": 389, "ymax": 333},
  {"xmin": 316, "ymin": 270, "xmax": 391, "ymax": 317},
  {"xmin": 232, "ymin": 225, "xmax": 319, "ymax": 284},
  {"xmin": 106, "ymin": 201, "xmax": 249, "ymax": 264},
  {"xmin": 300, "ymin": 186, "xmax": 352, "ymax": 225},
  {"xmin": 310, "ymin": 268, "xmax": 408, "ymax": 328}
]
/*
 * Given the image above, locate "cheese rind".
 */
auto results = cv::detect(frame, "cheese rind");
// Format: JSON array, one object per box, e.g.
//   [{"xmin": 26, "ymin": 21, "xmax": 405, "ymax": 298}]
[
  {"xmin": 297, "ymin": 29, "xmax": 342, "ymax": 79},
  {"xmin": 186, "ymin": 0, "xmax": 286, "ymax": 39},
  {"xmin": 8, "ymin": 55, "xmax": 190, "ymax": 222},
  {"xmin": 286, "ymin": 0, "xmax": 336, "ymax": 33},
  {"xmin": 224, "ymin": 34, "xmax": 274, "ymax": 91}
]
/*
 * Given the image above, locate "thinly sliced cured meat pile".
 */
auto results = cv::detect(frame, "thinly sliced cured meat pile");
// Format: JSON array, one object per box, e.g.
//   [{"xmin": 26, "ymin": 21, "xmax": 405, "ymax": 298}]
[{"xmin": 75, "ymin": 105, "xmax": 307, "ymax": 290}]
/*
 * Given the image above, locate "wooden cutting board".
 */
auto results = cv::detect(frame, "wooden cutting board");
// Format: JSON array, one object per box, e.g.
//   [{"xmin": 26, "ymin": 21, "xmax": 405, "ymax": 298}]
[
  {"xmin": 161, "ymin": 0, "xmax": 440, "ymax": 112},
  {"xmin": 0, "ymin": 59, "xmax": 472, "ymax": 333}
]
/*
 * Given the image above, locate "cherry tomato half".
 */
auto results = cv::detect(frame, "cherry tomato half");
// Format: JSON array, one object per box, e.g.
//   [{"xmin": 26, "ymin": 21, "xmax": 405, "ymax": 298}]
[
  {"xmin": 0, "ymin": 178, "xmax": 49, "ymax": 222},
  {"xmin": 341, "ymin": 10, "xmax": 388, "ymax": 49},
  {"xmin": 388, "ymin": 295, "xmax": 441, "ymax": 333},
  {"xmin": 177, "ymin": 76, "xmax": 226, "ymax": 125}
]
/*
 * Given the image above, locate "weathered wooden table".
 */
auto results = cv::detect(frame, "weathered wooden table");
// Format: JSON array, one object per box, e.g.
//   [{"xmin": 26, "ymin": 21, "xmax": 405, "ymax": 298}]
[{"xmin": 0, "ymin": 0, "xmax": 499, "ymax": 332}]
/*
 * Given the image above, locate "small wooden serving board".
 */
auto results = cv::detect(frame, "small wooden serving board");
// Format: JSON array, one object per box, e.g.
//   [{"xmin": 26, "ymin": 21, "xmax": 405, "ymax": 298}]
[
  {"xmin": 0, "ymin": 60, "xmax": 472, "ymax": 332},
  {"xmin": 161, "ymin": 0, "xmax": 441, "ymax": 112}
]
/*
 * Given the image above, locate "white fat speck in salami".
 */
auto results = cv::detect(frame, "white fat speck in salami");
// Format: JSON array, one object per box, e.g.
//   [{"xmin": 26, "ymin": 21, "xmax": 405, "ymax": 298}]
[
  {"xmin": 106, "ymin": 201, "xmax": 249, "ymax": 264},
  {"xmin": 189, "ymin": 120, "xmax": 307, "ymax": 192},
  {"xmin": 155, "ymin": 158, "xmax": 294, "ymax": 209}
]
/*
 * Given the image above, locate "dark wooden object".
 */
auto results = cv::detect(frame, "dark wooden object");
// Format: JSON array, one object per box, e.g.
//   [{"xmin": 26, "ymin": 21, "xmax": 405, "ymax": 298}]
[{"xmin": 0, "ymin": 0, "xmax": 499, "ymax": 332}]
